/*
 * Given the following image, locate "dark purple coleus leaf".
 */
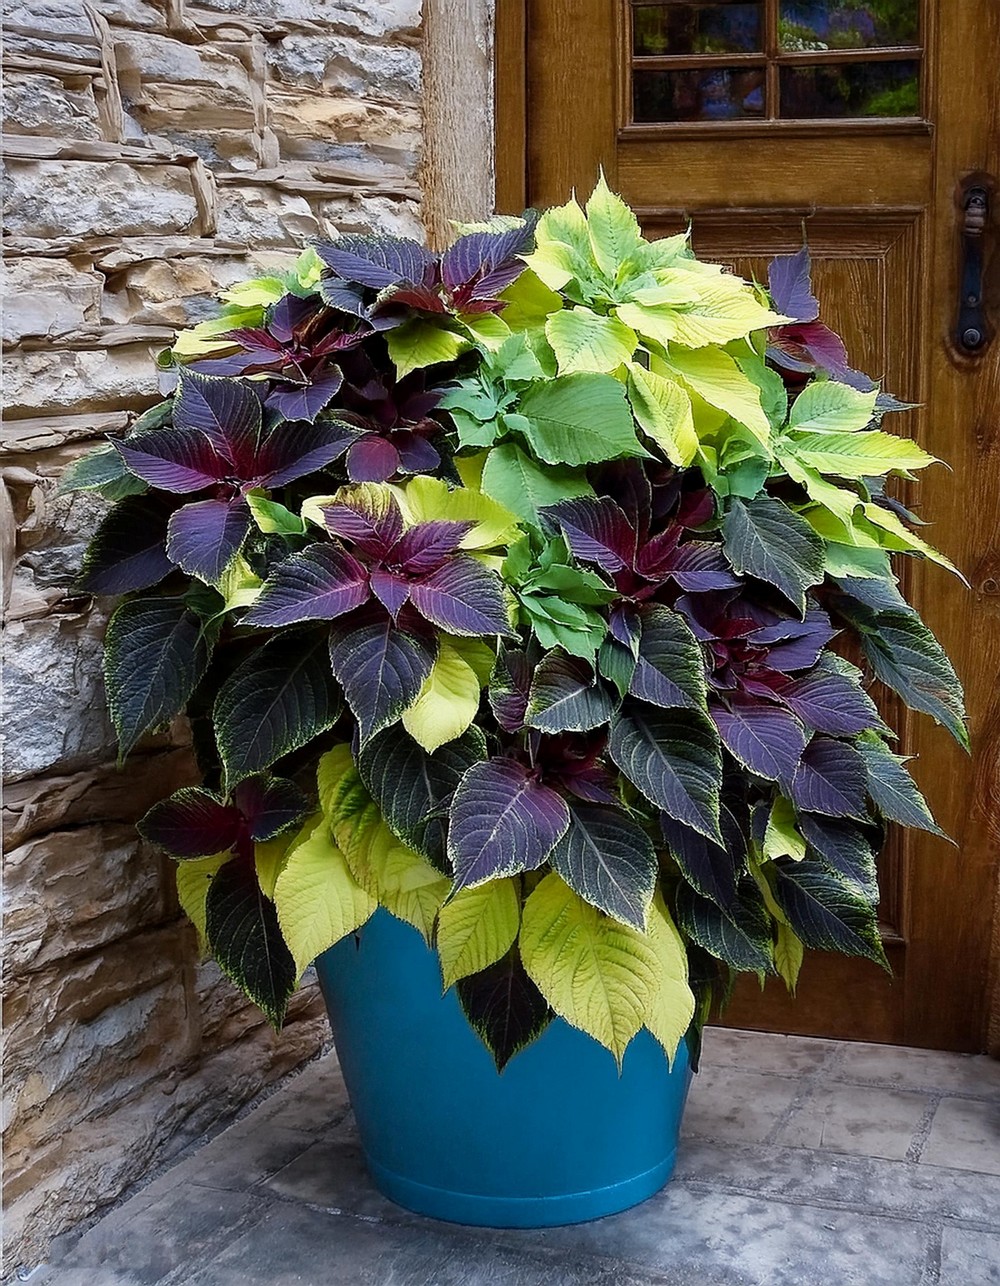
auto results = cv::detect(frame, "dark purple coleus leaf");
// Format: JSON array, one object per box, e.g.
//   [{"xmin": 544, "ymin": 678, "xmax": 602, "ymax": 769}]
[
  {"xmin": 78, "ymin": 493, "xmax": 176, "ymax": 595},
  {"xmin": 711, "ymin": 698, "xmax": 808, "ymax": 784},
  {"xmin": 722, "ymin": 495, "xmax": 825, "ymax": 615},
  {"xmin": 770, "ymin": 857, "xmax": 886, "ymax": 965},
  {"xmin": 628, "ymin": 604, "xmax": 707, "ymax": 712},
  {"xmin": 797, "ymin": 813, "xmax": 879, "ymax": 901},
  {"xmin": 316, "ymin": 234, "xmax": 438, "ymax": 291},
  {"xmin": 346, "ymin": 434, "xmax": 403, "ymax": 483},
  {"xmin": 778, "ymin": 656, "xmax": 885, "ymax": 737},
  {"xmin": 329, "ymin": 605, "xmax": 437, "ymax": 742},
  {"xmin": 456, "ymin": 948, "xmax": 551, "ymax": 1072},
  {"xmin": 524, "ymin": 651, "xmax": 615, "ymax": 733},
  {"xmin": 661, "ymin": 804, "xmax": 746, "ymax": 912},
  {"xmin": 138, "ymin": 773, "xmax": 308, "ymax": 858},
  {"xmin": 166, "ymin": 497, "xmax": 252, "ymax": 584},
  {"xmin": 440, "ymin": 217, "xmax": 537, "ymax": 313},
  {"xmin": 243, "ymin": 543, "xmax": 370, "ymax": 628},
  {"xmin": 336, "ymin": 346, "xmax": 445, "ymax": 482},
  {"xmin": 549, "ymin": 801, "xmax": 658, "ymax": 930},
  {"xmin": 448, "ymin": 756, "xmax": 570, "ymax": 892},
  {"xmin": 489, "ymin": 646, "xmax": 532, "ymax": 732},
  {"xmin": 766, "ymin": 245, "xmax": 875, "ymax": 390},
  {"xmin": 408, "ymin": 556, "xmax": 514, "ymax": 637},
  {"xmin": 789, "ymin": 736, "xmax": 869, "ymax": 820},
  {"xmin": 268, "ymin": 367, "xmax": 345, "ymax": 423}
]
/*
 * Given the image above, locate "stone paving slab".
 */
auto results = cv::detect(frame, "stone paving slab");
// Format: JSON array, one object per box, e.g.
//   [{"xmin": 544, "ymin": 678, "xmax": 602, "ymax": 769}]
[{"xmin": 29, "ymin": 1029, "xmax": 1000, "ymax": 1286}]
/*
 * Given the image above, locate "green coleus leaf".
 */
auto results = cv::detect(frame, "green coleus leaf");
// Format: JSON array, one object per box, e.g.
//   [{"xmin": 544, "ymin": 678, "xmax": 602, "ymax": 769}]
[
  {"xmin": 213, "ymin": 633, "xmax": 343, "ymax": 787},
  {"xmin": 674, "ymin": 881, "xmax": 775, "ymax": 973},
  {"xmin": 854, "ymin": 732, "xmax": 947, "ymax": 837},
  {"xmin": 481, "ymin": 441, "xmax": 594, "ymax": 528},
  {"xmin": 585, "ymin": 171, "xmax": 645, "ymax": 277},
  {"xmin": 273, "ymin": 814, "xmax": 377, "ymax": 980},
  {"xmin": 519, "ymin": 872, "xmax": 663, "ymax": 1066},
  {"xmin": 59, "ymin": 443, "xmax": 148, "ymax": 498},
  {"xmin": 520, "ymin": 592, "xmax": 607, "ymax": 658},
  {"xmin": 104, "ymin": 595, "xmax": 214, "ymax": 759},
  {"xmin": 515, "ymin": 373, "xmax": 644, "ymax": 466},
  {"xmin": 769, "ymin": 857, "xmax": 888, "ymax": 968},
  {"xmin": 525, "ymin": 651, "xmax": 616, "ymax": 733},
  {"xmin": 246, "ymin": 492, "xmax": 307, "ymax": 536},
  {"xmin": 787, "ymin": 380, "xmax": 878, "ymax": 434},
  {"xmin": 456, "ymin": 947, "xmax": 552, "ymax": 1072},
  {"xmin": 545, "ymin": 306, "xmax": 637, "ymax": 374},
  {"xmin": 357, "ymin": 726, "xmax": 487, "ymax": 869},
  {"xmin": 722, "ymin": 494, "xmax": 825, "ymax": 614},
  {"xmin": 549, "ymin": 801, "xmax": 658, "ymax": 931},
  {"xmin": 785, "ymin": 430, "xmax": 937, "ymax": 478},
  {"xmin": 436, "ymin": 877, "xmax": 521, "ymax": 990},
  {"xmin": 206, "ymin": 856, "xmax": 298, "ymax": 1028},
  {"xmin": 609, "ymin": 702, "xmax": 723, "ymax": 843}
]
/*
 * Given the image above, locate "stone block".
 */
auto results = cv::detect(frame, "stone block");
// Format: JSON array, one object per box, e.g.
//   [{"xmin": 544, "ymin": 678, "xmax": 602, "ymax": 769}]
[
  {"xmin": 3, "ymin": 344, "xmax": 164, "ymax": 415},
  {"xmin": 682, "ymin": 1065, "xmax": 800, "ymax": 1144},
  {"xmin": 268, "ymin": 90, "xmax": 420, "ymax": 173},
  {"xmin": 114, "ymin": 32, "xmax": 253, "ymax": 94},
  {"xmin": 1, "ymin": 74, "xmax": 102, "ymax": 141},
  {"xmin": 267, "ymin": 33, "xmax": 421, "ymax": 104},
  {"xmin": 2, "ymin": 160, "xmax": 201, "ymax": 240},
  {"xmin": 3, "ymin": 0, "xmax": 168, "ymax": 36},
  {"xmin": 318, "ymin": 193, "xmax": 423, "ymax": 241},
  {"xmin": 774, "ymin": 1082, "xmax": 931, "ymax": 1161},
  {"xmin": 921, "ymin": 1097, "xmax": 1000, "ymax": 1174},
  {"xmin": 189, "ymin": 0, "xmax": 421, "ymax": 39},
  {"xmin": 215, "ymin": 185, "xmax": 321, "ymax": 247},
  {"xmin": 939, "ymin": 1225, "xmax": 1000, "ymax": 1286},
  {"xmin": 4, "ymin": 823, "xmax": 172, "ymax": 976},
  {"xmin": 2, "ymin": 257, "xmax": 104, "ymax": 344}
]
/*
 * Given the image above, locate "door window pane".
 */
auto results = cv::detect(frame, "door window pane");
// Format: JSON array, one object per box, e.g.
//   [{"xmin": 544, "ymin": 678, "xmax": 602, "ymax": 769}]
[
  {"xmin": 779, "ymin": 59, "xmax": 920, "ymax": 116},
  {"xmin": 634, "ymin": 66, "xmax": 767, "ymax": 121},
  {"xmin": 633, "ymin": 3, "xmax": 762, "ymax": 55},
  {"xmin": 779, "ymin": 1, "xmax": 919, "ymax": 51}
]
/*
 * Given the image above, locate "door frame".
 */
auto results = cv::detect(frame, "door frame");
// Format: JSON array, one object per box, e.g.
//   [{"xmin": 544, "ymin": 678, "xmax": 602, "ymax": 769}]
[{"xmin": 487, "ymin": 0, "xmax": 1000, "ymax": 1054}]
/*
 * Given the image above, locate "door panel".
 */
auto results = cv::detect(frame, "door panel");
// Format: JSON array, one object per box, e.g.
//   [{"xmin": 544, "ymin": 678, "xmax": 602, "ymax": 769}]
[{"xmin": 498, "ymin": 0, "xmax": 1000, "ymax": 1050}]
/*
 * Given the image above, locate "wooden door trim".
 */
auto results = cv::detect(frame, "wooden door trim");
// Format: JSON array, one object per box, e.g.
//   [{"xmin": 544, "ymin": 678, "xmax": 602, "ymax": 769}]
[{"xmin": 495, "ymin": 0, "xmax": 527, "ymax": 214}]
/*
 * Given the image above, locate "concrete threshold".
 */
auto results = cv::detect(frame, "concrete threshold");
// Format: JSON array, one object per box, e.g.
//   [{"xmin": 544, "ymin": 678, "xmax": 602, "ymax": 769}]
[{"xmin": 27, "ymin": 1029, "xmax": 1000, "ymax": 1286}]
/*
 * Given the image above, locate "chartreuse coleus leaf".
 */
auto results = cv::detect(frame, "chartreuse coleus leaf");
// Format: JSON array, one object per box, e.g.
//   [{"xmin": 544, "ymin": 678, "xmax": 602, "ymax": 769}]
[
  {"xmin": 436, "ymin": 877, "xmax": 521, "ymax": 989},
  {"xmin": 175, "ymin": 853, "xmax": 229, "ymax": 954},
  {"xmin": 402, "ymin": 637, "xmax": 485, "ymax": 752},
  {"xmin": 104, "ymin": 596, "xmax": 214, "ymax": 759},
  {"xmin": 520, "ymin": 873, "xmax": 691, "ymax": 1066},
  {"xmin": 207, "ymin": 856, "xmax": 298, "ymax": 1028},
  {"xmin": 481, "ymin": 441, "xmax": 594, "ymax": 529},
  {"xmin": 784, "ymin": 430, "xmax": 937, "ymax": 479},
  {"xmin": 645, "ymin": 891, "xmax": 697, "ymax": 1064},
  {"xmin": 515, "ymin": 373, "xmax": 645, "ymax": 466},
  {"xmin": 246, "ymin": 491, "xmax": 306, "ymax": 537},
  {"xmin": 255, "ymin": 828, "xmax": 299, "ymax": 900},
  {"xmin": 627, "ymin": 364, "xmax": 698, "ymax": 466},
  {"xmin": 787, "ymin": 380, "xmax": 878, "ymax": 434},
  {"xmin": 456, "ymin": 948, "xmax": 552, "ymax": 1071},
  {"xmin": 545, "ymin": 307, "xmax": 637, "ymax": 375},
  {"xmin": 357, "ymin": 727, "xmax": 486, "ymax": 869},
  {"xmin": 585, "ymin": 170, "xmax": 645, "ymax": 277},
  {"xmin": 747, "ymin": 857, "xmax": 805, "ymax": 993},
  {"xmin": 658, "ymin": 346, "xmax": 772, "ymax": 444},
  {"xmin": 273, "ymin": 814, "xmax": 377, "ymax": 980},
  {"xmin": 856, "ymin": 502, "xmax": 963, "ymax": 579},
  {"xmin": 393, "ymin": 474, "xmax": 521, "ymax": 549},
  {"xmin": 764, "ymin": 796, "xmax": 807, "ymax": 862},
  {"xmin": 386, "ymin": 318, "xmax": 471, "ymax": 379},
  {"xmin": 854, "ymin": 731, "xmax": 947, "ymax": 837},
  {"xmin": 497, "ymin": 268, "xmax": 564, "ymax": 332},
  {"xmin": 214, "ymin": 633, "xmax": 343, "ymax": 786},
  {"xmin": 549, "ymin": 802, "xmax": 658, "ymax": 931}
]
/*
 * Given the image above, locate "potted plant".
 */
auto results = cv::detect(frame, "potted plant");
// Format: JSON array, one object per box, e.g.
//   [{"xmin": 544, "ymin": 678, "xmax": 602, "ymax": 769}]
[{"xmin": 68, "ymin": 177, "xmax": 965, "ymax": 1228}]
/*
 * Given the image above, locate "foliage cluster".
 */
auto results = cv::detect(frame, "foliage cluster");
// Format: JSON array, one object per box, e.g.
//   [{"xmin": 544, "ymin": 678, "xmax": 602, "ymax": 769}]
[{"xmin": 70, "ymin": 178, "xmax": 964, "ymax": 1070}]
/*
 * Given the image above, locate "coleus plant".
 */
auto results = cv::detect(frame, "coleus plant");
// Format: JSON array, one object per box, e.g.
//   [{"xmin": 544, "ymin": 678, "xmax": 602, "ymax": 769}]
[{"xmin": 70, "ymin": 177, "xmax": 965, "ymax": 1072}]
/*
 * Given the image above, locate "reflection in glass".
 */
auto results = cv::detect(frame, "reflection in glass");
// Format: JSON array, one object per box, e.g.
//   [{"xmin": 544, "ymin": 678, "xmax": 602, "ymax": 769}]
[
  {"xmin": 633, "ymin": 66, "xmax": 767, "ymax": 122},
  {"xmin": 633, "ymin": 3, "xmax": 762, "ymax": 56},
  {"xmin": 778, "ymin": 1, "xmax": 919, "ymax": 51},
  {"xmin": 779, "ymin": 59, "xmax": 920, "ymax": 116}
]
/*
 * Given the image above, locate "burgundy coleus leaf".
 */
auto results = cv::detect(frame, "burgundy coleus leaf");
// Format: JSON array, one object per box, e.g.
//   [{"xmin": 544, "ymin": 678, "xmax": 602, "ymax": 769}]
[
  {"xmin": 441, "ymin": 218, "xmax": 536, "ymax": 312},
  {"xmin": 489, "ymin": 646, "xmax": 532, "ymax": 732},
  {"xmin": 173, "ymin": 369, "xmax": 264, "ymax": 466},
  {"xmin": 267, "ymin": 367, "xmax": 344, "ymax": 423},
  {"xmin": 766, "ymin": 247, "xmax": 873, "ymax": 389},
  {"xmin": 408, "ymin": 555, "xmax": 514, "ymax": 637},
  {"xmin": 541, "ymin": 496, "xmax": 636, "ymax": 573},
  {"xmin": 252, "ymin": 418, "xmax": 355, "ymax": 488},
  {"xmin": 536, "ymin": 730, "xmax": 618, "ymax": 805},
  {"xmin": 242, "ymin": 543, "xmax": 370, "ymax": 628},
  {"xmin": 663, "ymin": 541, "xmax": 742, "ymax": 593},
  {"xmin": 115, "ymin": 427, "xmax": 229, "ymax": 494},
  {"xmin": 316, "ymin": 234, "xmax": 438, "ymax": 291},
  {"xmin": 166, "ymin": 497, "xmax": 252, "ymax": 584},
  {"xmin": 322, "ymin": 494, "xmax": 403, "ymax": 556},
  {"xmin": 230, "ymin": 774, "xmax": 311, "ymax": 842},
  {"xmin": 370, "ymin": 569, "xmax": 410, "ymax": 619},
  {"xmin": 139, "ymin": 787, "xmax": 244, "ymax": 858},
  {"xmin": 448, "ymin": 757, "xmax": 570, "ymax": 892},
  {"xmin": 789, "ymin": 736, "xmax": 870, "ymax": 820},
  {"xmin": 381, "ymin": 282, "xmax": 449, "ymax": 314},
  {"xmin": 710, "ymin": 697, "xmax": 808, "ymax": 784},
  {"xmin": 345, "ymin": 434, "xmax": 402, "ymax": 482},
  {"xmin": 329, "ymin": 604, "xmax": 437, "ymax": 742}
]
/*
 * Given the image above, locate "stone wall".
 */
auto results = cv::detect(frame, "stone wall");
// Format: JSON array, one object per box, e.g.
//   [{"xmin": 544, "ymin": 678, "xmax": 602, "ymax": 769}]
[{"xmin": 2, "ymin": 0, "xmax": 424, "ymax": 1272}]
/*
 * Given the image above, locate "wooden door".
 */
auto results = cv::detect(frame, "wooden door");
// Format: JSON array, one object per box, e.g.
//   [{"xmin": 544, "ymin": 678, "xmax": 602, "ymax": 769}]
[{"xmin": 496, "ymin": 0, "xmax": 1000, "ymax": 1051}]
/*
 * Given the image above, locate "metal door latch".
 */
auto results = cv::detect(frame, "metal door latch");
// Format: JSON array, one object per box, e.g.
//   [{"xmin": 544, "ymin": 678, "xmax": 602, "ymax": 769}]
[{"xmin": 957, "ymin": 184, "xmax": 989, "ymax": 353}]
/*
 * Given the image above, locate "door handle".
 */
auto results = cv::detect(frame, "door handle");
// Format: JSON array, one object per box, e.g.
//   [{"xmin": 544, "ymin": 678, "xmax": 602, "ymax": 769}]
[{"xmin": 956, "ymin": 184, "xmax": 989, "ymax": 353}]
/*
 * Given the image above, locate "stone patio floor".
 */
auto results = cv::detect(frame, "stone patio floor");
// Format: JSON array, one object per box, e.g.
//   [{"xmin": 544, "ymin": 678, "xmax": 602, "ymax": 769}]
[{"xmin": 27, "ymin": 1028, "xmax": 1000, "ymax": 1286}]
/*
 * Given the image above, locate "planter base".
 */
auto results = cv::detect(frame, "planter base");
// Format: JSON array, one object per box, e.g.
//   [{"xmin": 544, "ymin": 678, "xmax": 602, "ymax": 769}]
[
  {"xmin": 317, "ymin": 911, "xmax": 691, "ymax": 1229},
  {"xmin": 367, "ymin": 1151, "xmax": 679, "ymax": 1228}
]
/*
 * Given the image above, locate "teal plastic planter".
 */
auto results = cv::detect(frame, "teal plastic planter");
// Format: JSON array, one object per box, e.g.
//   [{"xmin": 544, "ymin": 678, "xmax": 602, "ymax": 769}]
[{"xmin": 315, "ymin": 910, "xmax": 692, "ymax": 1228}]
